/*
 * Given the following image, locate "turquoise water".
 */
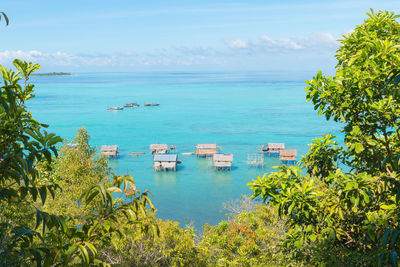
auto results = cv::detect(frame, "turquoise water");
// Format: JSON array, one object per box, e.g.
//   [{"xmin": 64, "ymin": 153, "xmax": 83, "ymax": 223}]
[{"xmin": 28, "ymin": 72, "xmax": 341, "ymax": 229}]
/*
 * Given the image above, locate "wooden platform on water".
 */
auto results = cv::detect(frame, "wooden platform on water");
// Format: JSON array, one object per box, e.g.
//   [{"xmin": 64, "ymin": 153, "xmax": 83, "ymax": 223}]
[
  {"xmin": 195, "ymin": 143, "xmax": 220, "ymax": 158},
  {"xmin": 280, "ymin": 149, "xmax": 297, "ymax": 164},
  {"xmin": 213, "ymin": 154, "xmax": 233, "ymax": 171},
  {"xmin": 262, "ymin": 143, "xmax": 285, "ymax": 157},
  {"xmin": 248, "ymin": 152, "xmax": 264, "ymax": 168},
  {"xmin": 101, "ymin": 145, "xmax": 119, "ymax": 158},
  {"xmin": 153, "ymin": 154, "xmax": 179, "ymax": 171}
]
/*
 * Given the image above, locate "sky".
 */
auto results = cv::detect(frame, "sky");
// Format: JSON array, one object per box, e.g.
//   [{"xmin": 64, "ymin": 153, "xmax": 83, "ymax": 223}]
[{"xmin": 0, "ymin": 0, "xmax": 399, "ymax": 73}]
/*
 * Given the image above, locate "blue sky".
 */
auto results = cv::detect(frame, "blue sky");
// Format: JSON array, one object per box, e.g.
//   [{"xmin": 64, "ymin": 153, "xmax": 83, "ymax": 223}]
[{"xmin": 0, "ymin": 1, "xmax": 399, "ymax": 72}]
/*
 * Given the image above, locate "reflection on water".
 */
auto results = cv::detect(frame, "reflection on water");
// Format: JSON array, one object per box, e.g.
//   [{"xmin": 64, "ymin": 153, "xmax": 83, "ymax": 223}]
[{"xmin": 154, "ymin": 171, "xmax": 178, "ymax": 185}]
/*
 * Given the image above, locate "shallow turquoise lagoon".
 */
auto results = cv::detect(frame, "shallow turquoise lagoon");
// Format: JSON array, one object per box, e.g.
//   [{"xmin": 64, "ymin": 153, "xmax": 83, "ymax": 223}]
[{"xmin": 28, "ymin": 72, "xmax": 341, "ymax": 229}]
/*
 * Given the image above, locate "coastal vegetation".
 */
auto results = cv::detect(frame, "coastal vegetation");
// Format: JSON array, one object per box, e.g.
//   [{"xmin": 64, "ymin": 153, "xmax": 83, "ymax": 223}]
[
  {"xmin": 0, "ymin": 9, "xmax": 399, "ymax": 266},
  {"xmin": 249, "ymin": 9, "xmax": 400, "ymax": 265}
]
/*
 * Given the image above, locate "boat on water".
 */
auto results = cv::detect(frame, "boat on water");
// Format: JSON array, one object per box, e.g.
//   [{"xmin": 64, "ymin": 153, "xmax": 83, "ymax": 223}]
[
  {"xmin": 124, "ymin": 103, "xmax": 140, "ymax": 107},
  {"xmin": 107, "ymin": 107, "xmax": 123, "ymax": 110},
  {"xmin": 144, "ymin": 103, "xmax": 160, "ymax": 106}
]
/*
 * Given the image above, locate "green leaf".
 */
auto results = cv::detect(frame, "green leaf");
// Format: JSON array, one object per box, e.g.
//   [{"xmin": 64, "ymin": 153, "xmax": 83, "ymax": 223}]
[
  {"xmin": 389, "ymin": 251, "xmax": 398, "ymax": 267},
  {"xmin": 390, "ymin": 230, "xmax": 400, "ymax": 248},
  {"xmin": 382, "ymin": 229, "xmax": 392, "ymax": 248},
  {"xmin": 354, "ymin": 143, "xmax": 364, "ymax": 153},
  {"xmin": 78, "ymin": 244, "xmax": 90, "ymax": 264},
  {"xmin": 38, "ymin": 186, "xmax": 47, "ymax": 205},
  {"xmin": 107, "ymin": 186, "xmax": 122, "ymax": 193}
]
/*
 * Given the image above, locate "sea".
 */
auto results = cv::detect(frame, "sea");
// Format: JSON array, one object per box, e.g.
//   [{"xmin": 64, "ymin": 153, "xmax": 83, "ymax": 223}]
[{"xmin": 28, "ymin": 71, "xmax": 342, "ymax": 229}]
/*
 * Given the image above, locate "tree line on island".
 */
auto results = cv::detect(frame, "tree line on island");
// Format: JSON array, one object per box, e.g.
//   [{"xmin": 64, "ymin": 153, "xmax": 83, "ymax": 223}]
[{"xmin": 1, "ymin": 9, "xmax": 400, "ymax": 266}]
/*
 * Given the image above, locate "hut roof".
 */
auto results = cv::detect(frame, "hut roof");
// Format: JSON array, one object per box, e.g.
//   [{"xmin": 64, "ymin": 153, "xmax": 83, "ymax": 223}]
[
  {"xmin": 213, "ymin": 154, "xmax": 233, "ymax": 162},
  {"xmin": 101, "ymin": 145, "xmax": 119, "ymax": 152},
  {"xmin": 153, "ymin": 154, "xmax": 178, "ymax": 162},
  {"xmin": 280, "ymin": 149, "xmax": 297, "ymax": 157},
  {"xmin": 196, "ymin": 143, "xmax": 217, "ymax": 149},
  {"xmin": 267, "ymin": 143, "xmax": 285, "ymax": 149},
  {"xmin": 150, "ymin": 144, "xmax": 168, "ymax": 150}
]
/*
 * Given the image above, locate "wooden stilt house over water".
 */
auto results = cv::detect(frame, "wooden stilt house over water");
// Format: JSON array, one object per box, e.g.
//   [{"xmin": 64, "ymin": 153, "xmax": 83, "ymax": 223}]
[
  {"xmin": 213, "ymin": 154, "xmax": 233, "ymax": 171},
  {"xmin": 153, "ymin": 154, "xmax": 178, "ymax": 171},
  {"xmin": 150, "ymin": 144, "xmax": 169, "ymax": 154},
  {"xmin": 263, "ymin": 143, "xmax": 285, "ymax": 157},
  {"xmin": 195, "ymin": 143, "xmax": 219, "ymax": 158},
  {"xmin": 280, "ymin": 149, "xmax": 297, "ymax": 164},
  {"xmin": 101, "ymin": 145, "xmax": 119, "ymax": 158}
]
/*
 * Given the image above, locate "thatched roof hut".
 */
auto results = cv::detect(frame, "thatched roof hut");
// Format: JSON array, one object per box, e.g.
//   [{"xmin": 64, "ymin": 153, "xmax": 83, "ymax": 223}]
[
  {"xmin": 195, "ymin": 143, "xmax": 219, "ymax": 157},
  {"xmin": 150, "ymin": 144, "xmax": 169, "ymax": 154},
  {"xmin": 279, "ymin": 149, "xmax": 297, "ymax": 164},
  {"xmin": 262, "ymin": 143, "xmax": 285, "ymax": 157},
  {"xmin": 213, "ymin": 154, "xmax": 233, "ymax": 171},
  {"xmin": 153, "ymin": 154, "xmax": 178, "ymax": 171},
  {"xmin": 101, "ymin": 145, "xmax": 119, "ymax": 158}
]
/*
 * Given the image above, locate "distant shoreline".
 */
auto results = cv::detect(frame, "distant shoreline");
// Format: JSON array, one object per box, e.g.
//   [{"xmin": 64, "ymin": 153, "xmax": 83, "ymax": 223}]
[{"xmin": 32, "ymin": 72, "xmax": 71, "ymax": 76}]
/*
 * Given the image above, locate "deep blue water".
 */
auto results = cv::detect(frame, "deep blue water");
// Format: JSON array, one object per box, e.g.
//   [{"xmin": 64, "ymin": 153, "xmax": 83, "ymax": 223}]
[{"xmin": 28, "ymin": 72, "xmax": 341, "ymax": 229}]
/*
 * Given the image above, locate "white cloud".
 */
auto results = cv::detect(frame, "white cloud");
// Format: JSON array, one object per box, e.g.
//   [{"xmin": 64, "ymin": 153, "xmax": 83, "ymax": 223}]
[
  {"xmin": 304, "ymin": 32, "xmax": 338, "ymax": 48},
  {"xmin": 0, "ymin": 49, "xmax": 211, "ymax": 69},
  {"xmin": 0, "ymin": 32, "xmax": 340, "ymax": 70},
  {"xmin": 226, "ymin": 39, "xmax": 248, "ymax": 49},
  {"xmin": 260, "ymin": 35, "xmax": 303, "ymax": 50},
  {"xmin": 226, "ymin": 32, "xmax": 339, "ymax": 53}
]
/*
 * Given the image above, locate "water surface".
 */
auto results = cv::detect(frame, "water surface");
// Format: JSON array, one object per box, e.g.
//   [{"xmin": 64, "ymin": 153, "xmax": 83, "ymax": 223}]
[{"xmin": 29, "ymin": 72, "xmax": 341, "ymax": 229}]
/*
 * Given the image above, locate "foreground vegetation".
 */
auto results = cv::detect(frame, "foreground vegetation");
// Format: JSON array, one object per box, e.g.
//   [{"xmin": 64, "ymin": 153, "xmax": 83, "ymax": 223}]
[{"xmin": 1, "ymin": 9, "xmax": 400, "ymax": 266}]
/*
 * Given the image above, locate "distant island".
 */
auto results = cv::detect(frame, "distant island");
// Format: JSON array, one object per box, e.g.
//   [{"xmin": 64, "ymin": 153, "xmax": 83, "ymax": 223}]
[{"xmin": 32, "ymin": 72, "xmax": 71, "ymax": 76}]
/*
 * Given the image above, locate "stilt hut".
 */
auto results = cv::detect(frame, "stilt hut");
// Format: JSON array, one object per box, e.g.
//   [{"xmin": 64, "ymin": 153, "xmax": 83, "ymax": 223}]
[
  {"xmin": 101, "ymin": 145, "xmax": 119, "ymax": 158},
  {"xmin": 195, "ymin": 143, "xmax": 219, "ymax": 158},
  {"xmin": 280, "ymin": 149, "xmax": 297, "ymax": 164},
  {"xmin": 213, "ymin": 154, "xmax": 233, "ymax": 171},
  {"xmin": 150, "ymin": 144, "xmax": 169, "ymax": 154},
  {"xmin": 263, "ymin": 143, "xmax": 285, "ymax": 157},
  {"xmin": 153, "ymin": 154, "xmax": 178, "ymax": 171}
]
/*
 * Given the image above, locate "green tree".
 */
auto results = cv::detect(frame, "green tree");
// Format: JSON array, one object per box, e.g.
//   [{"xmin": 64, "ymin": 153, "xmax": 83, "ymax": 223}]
[
  {"xmin": 249, "ymin": 10, "xmax": 400, "ymax": 265},
  {"xmin": 306, "ymin": 9, "xmax": 400, "ymax": 174},
  {"xmin": 198, "ymin": 196, "xmax": 298, "ymax": 266},
  {"xmin": 40, "ymin": 127, "xmax": 110, "ymax": 218}
]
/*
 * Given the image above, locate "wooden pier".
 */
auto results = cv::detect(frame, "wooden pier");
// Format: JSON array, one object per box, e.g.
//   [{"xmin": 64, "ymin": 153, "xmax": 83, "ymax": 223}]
[
  {"xmin": 101, "ymin": 145, "xmax": 119, "ymax": 158},
  {"xmin": 213, "ymin": 154, "xmax": 233, "ymax": 171},
  {"xmin": 280, "ymin": 149, "xmax": 297, "ymax": 164},
  {"xmin": 247, "ymin": 152, "xmax": 264, "ymax": 168},
  {"xmin": 153, "ymin": 154, "xmax": 178, "ymax": 171}
]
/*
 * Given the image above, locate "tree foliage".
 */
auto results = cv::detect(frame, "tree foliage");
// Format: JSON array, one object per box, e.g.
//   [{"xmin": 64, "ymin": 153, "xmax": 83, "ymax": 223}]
[
  {"xmin": 40, "ymin": 127, "xmax": 110, "ymax": 218},
  {"xmin": 198, "ymin": 196, "xmax": 295, "ymax": 266},
  {"xmin": 249, "ymin": 10, "xmax": 400, "ymax": 266}
]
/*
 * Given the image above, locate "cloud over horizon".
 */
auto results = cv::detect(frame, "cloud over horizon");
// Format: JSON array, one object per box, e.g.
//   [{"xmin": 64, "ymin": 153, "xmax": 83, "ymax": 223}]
[
  {"xmin": 225, "ymin": 32, "xmax": 339, "ymax": 53},
  {"xmin": 0, "ymin": 32, "xmax": 340, "ymax": 71}
]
